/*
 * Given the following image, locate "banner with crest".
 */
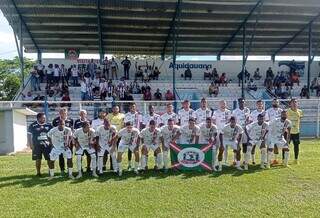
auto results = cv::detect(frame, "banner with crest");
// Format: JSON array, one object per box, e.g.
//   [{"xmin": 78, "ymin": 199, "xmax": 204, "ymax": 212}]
[{"xmin": 170, "ymin": 143, "xmax": 213, "ymax": 172}]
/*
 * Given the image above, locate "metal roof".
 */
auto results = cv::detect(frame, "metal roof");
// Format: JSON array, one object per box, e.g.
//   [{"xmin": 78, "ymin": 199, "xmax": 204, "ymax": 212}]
[{"xmin": 1, "ymin": 0, "xmax": 320, "ymax": 56}]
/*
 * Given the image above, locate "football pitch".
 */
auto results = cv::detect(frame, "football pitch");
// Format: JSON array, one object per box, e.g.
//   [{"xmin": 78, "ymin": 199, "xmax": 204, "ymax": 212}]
[{"xmin": 0, "ymin": 140, "xmax": 319, "ymax": 217}]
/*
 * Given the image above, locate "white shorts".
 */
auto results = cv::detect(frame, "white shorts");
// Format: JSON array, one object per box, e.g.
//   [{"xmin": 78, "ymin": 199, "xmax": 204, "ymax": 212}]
[
  {"xmin": 223, "ymin": 141, "xmax": 240, "ymax": 150},
  {"xmin": 143, "ymin": 144, "xmax": 160, "ymax": 151},
  {"xmin": 97, "ymin": 145, "xmax": 115, "ymax": 157},
  {"xmin": 75, "ymin": 147, "xmax": 96, "ymax": 156},
  {"xmin": 118, "ymin": 142, "xmax": 137, "ymax": 153},
  {"xmin": 268, "ymin": 138, "xmax": 288, "ymax": 149},
  {"xmin": 50, "ymin": 147, "xmax": 72, "ymax": 161}
]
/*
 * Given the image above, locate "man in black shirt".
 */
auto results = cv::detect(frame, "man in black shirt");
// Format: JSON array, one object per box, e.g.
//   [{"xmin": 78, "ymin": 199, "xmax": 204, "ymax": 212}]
[
  {"xmin": 74, "ymin": 109, "xmax": 91, "ymax": 130},
  {"xmin": 121, "ymin": 56, "xmax": 131, "ymax": 80},
  {"xmin": 27, "ymin": 112, "xmax": 53, "ymax": 176},
  {"xmin": 52, "ymin": 108, "xmax": 74, "ymax": 175}
]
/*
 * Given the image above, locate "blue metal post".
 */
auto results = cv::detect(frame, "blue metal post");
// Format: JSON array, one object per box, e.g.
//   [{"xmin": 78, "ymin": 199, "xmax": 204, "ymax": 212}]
[{"xmin": 242, "ymin": 25, "xmax": 246, "ymax": 99}]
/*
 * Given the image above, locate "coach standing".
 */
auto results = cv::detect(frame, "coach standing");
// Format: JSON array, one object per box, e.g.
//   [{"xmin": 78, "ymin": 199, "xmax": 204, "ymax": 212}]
[
  {"xmin": 27, "ymin": 112, "xmax": 53, "ymax": 176},
  {"xmin": 287, "ymin": 98, "xmax": 303, "ymax": 164}
]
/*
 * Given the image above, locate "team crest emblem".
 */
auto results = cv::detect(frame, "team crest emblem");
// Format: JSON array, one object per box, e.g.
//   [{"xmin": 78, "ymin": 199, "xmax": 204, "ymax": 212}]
[{"xmin": 177, "ymin": 147, "xmax": 204, "ymax": 167}]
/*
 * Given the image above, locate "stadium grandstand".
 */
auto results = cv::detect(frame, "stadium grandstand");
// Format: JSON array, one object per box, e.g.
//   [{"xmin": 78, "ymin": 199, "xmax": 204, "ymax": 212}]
[{"xmin": 0, "ymin": 0, "xmax": 320, "ymax": 145}]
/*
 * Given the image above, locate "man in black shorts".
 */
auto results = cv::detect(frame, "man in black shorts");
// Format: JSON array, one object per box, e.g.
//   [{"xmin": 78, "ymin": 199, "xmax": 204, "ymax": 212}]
[{"xmin": 27, "ymin": 112, "xmax": 53, "ymax": 176}]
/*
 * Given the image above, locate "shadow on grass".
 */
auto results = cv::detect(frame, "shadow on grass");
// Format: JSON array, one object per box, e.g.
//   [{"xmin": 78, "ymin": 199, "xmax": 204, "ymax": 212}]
[{"xmin": 0, "ymin": 164, "xmax": 289, "ymax": 188}]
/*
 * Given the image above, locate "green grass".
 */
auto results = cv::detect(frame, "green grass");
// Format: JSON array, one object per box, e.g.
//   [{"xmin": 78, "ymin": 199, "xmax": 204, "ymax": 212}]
[{"xmin": 0, "ymin": 140, "xmax": 319, "ymax": 217}]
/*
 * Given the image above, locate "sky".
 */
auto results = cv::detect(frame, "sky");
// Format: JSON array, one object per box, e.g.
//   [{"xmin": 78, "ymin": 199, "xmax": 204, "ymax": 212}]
[{"xmin": 0, "ymin": 11, "xmax": 318, "ymax": 61}]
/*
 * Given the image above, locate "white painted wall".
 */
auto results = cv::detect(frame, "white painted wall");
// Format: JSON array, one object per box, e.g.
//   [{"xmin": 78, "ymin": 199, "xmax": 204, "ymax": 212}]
[
  {"xmin": 0, "ymin": 111, "xmax": 13, "ymax": 154},
  {"xmin": 12, "ymin": 111, "xmax": 28, "ymax": 153},
  {"xmin": 42, "ymin": 58, "xmax": 320, "ymax": 82}
]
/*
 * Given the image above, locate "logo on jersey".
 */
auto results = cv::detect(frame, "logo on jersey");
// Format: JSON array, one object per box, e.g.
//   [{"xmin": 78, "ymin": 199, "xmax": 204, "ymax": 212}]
[{"xmin": 177, "ymin": 147, "xmax": 204, "ymax": 167}]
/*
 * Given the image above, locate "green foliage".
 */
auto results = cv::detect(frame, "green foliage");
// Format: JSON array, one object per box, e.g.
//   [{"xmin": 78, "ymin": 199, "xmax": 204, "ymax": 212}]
[
  {"xmin": 0, "ymin": 140, "xmax": 319, "ymax": 217},
  {"xmin": 0, "ymin": 56, "xmax": 35, "ymax": 100}
]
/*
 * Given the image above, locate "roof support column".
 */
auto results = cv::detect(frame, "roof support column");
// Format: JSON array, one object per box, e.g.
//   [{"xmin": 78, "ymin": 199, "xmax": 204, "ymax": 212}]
[
  {"xmin": 242, "ymin": 25, "xmax": 246, "ymax": 99},
  {"xmin": 162, "ymin": 0, "xmax": 182, "ymax": 60},
  {"xmin": 19, "ymin": 19, "xmax": 24, "ymax": 88},
  {"xmin": 172, "ymin": 0, "xmax": 182, "ymax": 112},
  {"xmin": 97, "ymin": 0, "xmax": 104, "ymax": 64},
  {"xmin": 307, "ymin": 24, "xmax": 313, "ymax": 97}
]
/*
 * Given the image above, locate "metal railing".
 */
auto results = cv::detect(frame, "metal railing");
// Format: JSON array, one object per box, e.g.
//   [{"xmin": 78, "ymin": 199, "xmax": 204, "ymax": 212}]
[{"xmin": 0, "ymin": 98, "xmax": 319, "ymax": 138}]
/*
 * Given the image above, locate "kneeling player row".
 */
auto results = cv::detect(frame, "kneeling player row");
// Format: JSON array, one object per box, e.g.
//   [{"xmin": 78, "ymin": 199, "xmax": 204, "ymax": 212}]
[{"xmin": 46, "ymin": 111, "xmax": 292, "ymax": 179}]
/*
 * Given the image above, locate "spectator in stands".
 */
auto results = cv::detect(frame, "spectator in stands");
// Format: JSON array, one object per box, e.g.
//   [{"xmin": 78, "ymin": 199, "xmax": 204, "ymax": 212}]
[
  {"xmin": 209, "ymin": 82, "xmax": 219, "ymax": 97},
  {"xmin": 46, "ymin": 63, "xmax": 54, "ymax": 87},
  {"xmin": 22, "ymin": 91, "xmax": 34, "ymax": 101},
  {"xmin": 60, "ymin": 64, "xmax": 69, "ymax": 86},
  {"xmin": 310, "ymin": 78, "xmax": 319, "ymax": 93},
  {"xmin": 143, "ymin": 68, "xmax": 150, "ymax": 82},
  {"xmin": 103, "ymin": 57, "xmax": 110, "ymax": 80},
  {"xmin": 184, "ymin": 67, "xmax": 192, "ymax": 80},
  {"xmin": 53, "ymin": 64, "xmax": 60, "ymax": 86},
  {"xmin": 143, "ymin": 87, "xmax": 152, "ymax": 101},
  {"xmin": 80, "ymin": 78, "xmax": 89, "ymax": 101},
  {"xmin": 87, "ymin": 59, "xmax": 97, "ymax": 80},
  {"xmin": 99, "ymin": 78, "xmax": 108, "ymax": 99},
  {"xmin": 71, "ymin": 64, "xmax": 79, "ymax": 86},
  {"xmin": 291, "ymin": 71, "xmax": 300, "ymax": 86},
  {"xmin": 154, "ymin": 89, "xmax": 162, "ymax": 100},
  {"xmin": 30, "ymin": 66, "xmax": 41, "ymax": 91},
  {"xmin": 105, "ymin": 92, "xmax": 114, "ymax": 113},
  {"xmin": 300, "ymin": 85, "xmax": 310, "ymax": 99},
  {"xmin": 153, "ymin": 66, "xmax": 161, "ymax": 80},
  {"xmin": 204, "ymin": 66, "xmax": 212, "ymax": 80},
  {"xmin": 92, "ymin": 74, "xmax": 100, "ymax": 89},
  {"xmin": 212, "ymin": 68, "xmax": 219, "ymax": 84},
  {"xmin": 121, "ymin": 56, "xmax": 131, "ymax": 80},
  {"xmin": 266, "ymin": 67, "xmax": 274, "ymax": 79},
  {"xmin": 273, "ymin": 72, "xmax": 281, "ymax": 87},
  {"xmin": 135, "ymin": 65, "xmax": 143, "ymax": 81},
  {"xmin": 92, "ymin": 89, "xmax": 102, "ymax": 118},
  {"xmin": 253, "ymin": 68, "xmax": 262, "ymax": 80},
  {"xmin": 247, "ymin": 79, "xmax": 257, "ymax": 91},
  {"xmin": 165, "ymin": 90, "xmax": 174, "ymax": 100},
  {"xmin": 36, "ymin": 60, "xmax": 45, "ymax": 83},
  {"xmin": 219, "ymin": 73, "xmax": 228, "ymax": 86},
  {"xmin": 60, "ymin": 92, "xmax": 71, "ymax": 109},
  {"xmin": 110, "ymin": 57, "xmax": 118, "ymax": 80}
]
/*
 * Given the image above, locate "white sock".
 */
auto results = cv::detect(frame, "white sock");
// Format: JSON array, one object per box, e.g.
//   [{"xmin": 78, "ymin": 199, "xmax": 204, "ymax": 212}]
[
  {"xmin": 212, "ymin": 149, "xmax": 217, "ymax": 168},
  {"xmin": 284, "ymin": 151, "xmax": 289, "ymax": 165},
  {"xmin": 245, "ymin": 147, "xmax": 252, "ymax": 164},
  {"xmin": 236, "ymin": 161, "xmax": 240, "ymax": 167},
  {"xmin": 141, "ymin": 155, "xmax": 147, "ymax": 169},
  {"xmin": 91, "ymin": 154, "xmax": 97, "ymax": 173},
  {"xmin": 134, "ymin": 161, "xmax": 139, "ymax": 170},
  {"xmin": 77, "ymin": 155, "xmax": 82, "ymax": 173},
  {"xmin": 156, "ymin": 153, "xmax": 163, "ymax": 168},
  {"xmin": 245, "ymin": 152, "xmax": 251, "ymax": 165},
  {"xmin": 261, "ymin": 148, "xmax": 267, "ymax": 164},
  {"xmin": 98, "ymin": 156, "xmax": 103, "ymax": 173},
  {"xmin": 224, "ymin": 147, "xmax": 228, "ymax": 163},
  {"xmin": 111, "ymin": 153, "xmax": 117, "ymax": 171},
  {"xmin": 128, "ymin": 160, "xmax": 132, "ymax": 167},
  {"xmin": 49, "ymin": 169, "xmax": 54, "ymax": 177},
  {"xmin": 274, "ymin": 153, "xmax": 278, "ymax": 161},
  {"xmin": 68, "ymin": 168, "xmax": 73, "ymax": 176},
  {"xmin": 267, "ymin": 151, "xmax": 273, "ymax": 164},
  {"xmin": 118, "ymin": 162, "xmax": 122, "ymax": 172},
  {"xmin": 163, "ymin": 151, "xmax": 169, "ymax": 169}
]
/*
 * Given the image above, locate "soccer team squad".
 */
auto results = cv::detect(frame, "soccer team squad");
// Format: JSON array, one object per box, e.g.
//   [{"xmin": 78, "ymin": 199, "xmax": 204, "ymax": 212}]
[{"xmin": 28, "ymin": 98, "xmax": 303, "ymax": 179}]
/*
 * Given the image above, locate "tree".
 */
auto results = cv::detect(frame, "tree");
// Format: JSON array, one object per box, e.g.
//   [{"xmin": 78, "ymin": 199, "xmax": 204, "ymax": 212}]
[{"xmin": 0, "ymin": 57, "xmax": 35, "ymax": 101}]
